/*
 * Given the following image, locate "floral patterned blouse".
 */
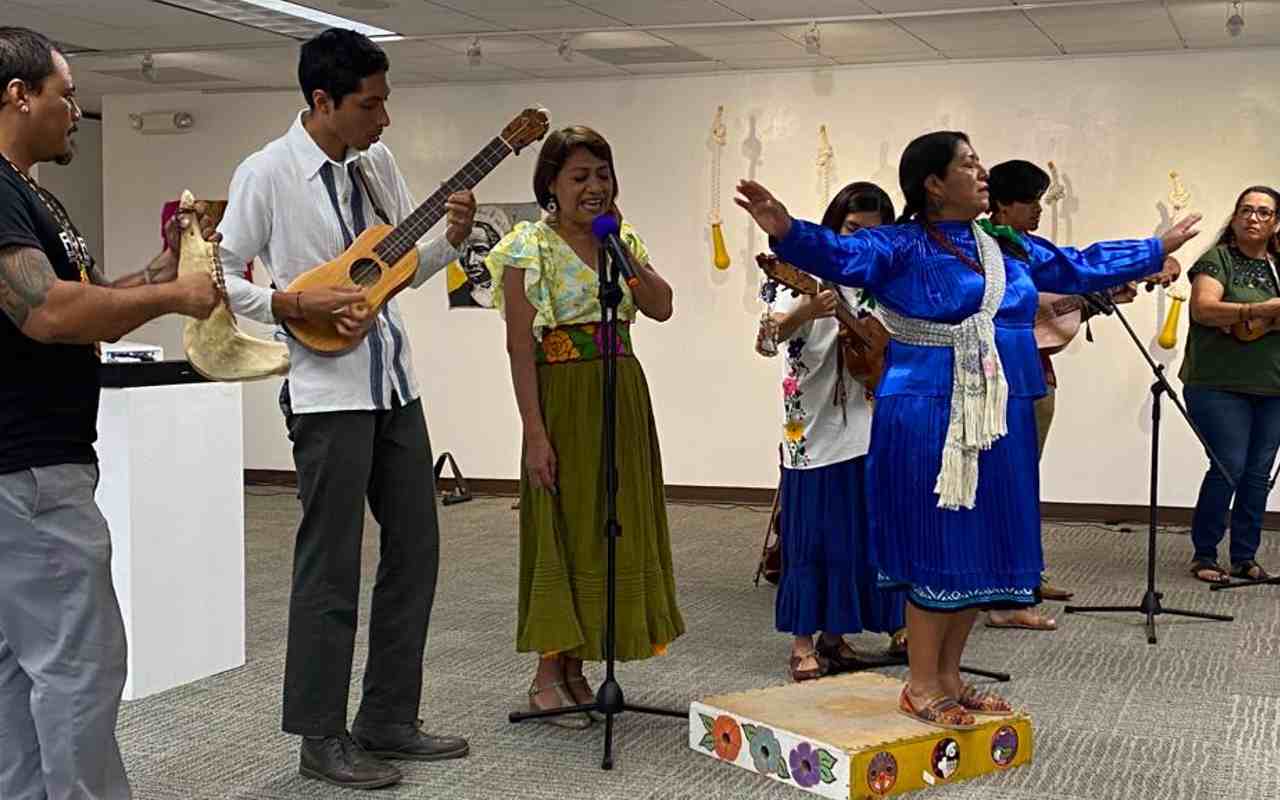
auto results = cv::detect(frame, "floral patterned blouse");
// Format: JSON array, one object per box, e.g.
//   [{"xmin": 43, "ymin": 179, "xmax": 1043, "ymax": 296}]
[
  {"xmin": 486, "ymin": 219, "xmax": 648, "ymax": 340},
  {"xmin": 772, "ymin": 286, "xmax": 874, "ymax": 470}
]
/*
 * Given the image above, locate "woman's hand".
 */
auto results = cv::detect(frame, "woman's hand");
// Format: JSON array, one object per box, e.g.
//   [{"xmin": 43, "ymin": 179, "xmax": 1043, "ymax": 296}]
[
  {"xmin": 735, "ymin": 180, "xmax": 793, "ymax": 240},
  {"xmin": 524, "ymin": 431, "xmax": 558, "ymax": 493},
  {"xmin": 805, "ymin": 290, "xmax": 838, "ymax": 320}
]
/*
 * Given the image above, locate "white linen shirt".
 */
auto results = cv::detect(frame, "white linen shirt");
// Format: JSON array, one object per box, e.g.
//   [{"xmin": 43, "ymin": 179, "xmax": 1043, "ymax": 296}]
[{"xmin": 218, "ymin": 110, "xmax": 459, "ymax": 413}]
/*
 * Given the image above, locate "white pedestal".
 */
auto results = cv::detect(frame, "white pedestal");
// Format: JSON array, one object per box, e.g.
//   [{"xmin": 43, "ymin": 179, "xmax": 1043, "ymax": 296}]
[{"xmin": 95, "ymin": 382, "xmax": 246, "ymax": 700}]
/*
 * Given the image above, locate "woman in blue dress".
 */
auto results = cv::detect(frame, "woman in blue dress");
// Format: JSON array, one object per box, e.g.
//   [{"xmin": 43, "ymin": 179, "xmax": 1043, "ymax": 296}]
[{"xmin": 736, "ymin": 131, "xmax": 1197, "ymax": 729}]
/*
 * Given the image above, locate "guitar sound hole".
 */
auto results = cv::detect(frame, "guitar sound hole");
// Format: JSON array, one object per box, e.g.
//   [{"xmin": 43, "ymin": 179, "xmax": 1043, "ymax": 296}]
[{"xmin": 349, "ymin": 258, "xmax": 381, "ymax": 287}]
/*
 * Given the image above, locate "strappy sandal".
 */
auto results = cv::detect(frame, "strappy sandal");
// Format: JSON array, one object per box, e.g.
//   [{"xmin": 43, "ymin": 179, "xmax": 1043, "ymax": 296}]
[
  {"xmin": 897, "ymin": 687, "xmax": 977, "ymax": 731},
  {"xmin": 527, "ymin": 679, "xmax": 593, "ymax": 729},
  {"xmin": 564, "ymin": 676, "xmax": 604, "ymax": 722},
  {"xmin": 957, "ymin": 684, "xmax": 1014, "ymax": 716},
  {"xmin": 789, "ymin": 650, "xmax": 829, "ymax": 682},
  {"xmin": 815, "ymin": 636, "xmax": 874, "ymax": 673},
  {"xmin": 1190, "ymin": 560, "xmax": 1231, "ymax": 585},
  {"xmin": 1231, "ymin": 560, "xmax": 1272, "ymax": 581}
]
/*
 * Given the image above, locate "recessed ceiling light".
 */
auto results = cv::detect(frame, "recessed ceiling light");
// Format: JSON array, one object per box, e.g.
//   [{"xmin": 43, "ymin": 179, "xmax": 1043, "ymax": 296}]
[{"xmin": 157, "ymin": 0, "xmax": 397, "ymax": 39}]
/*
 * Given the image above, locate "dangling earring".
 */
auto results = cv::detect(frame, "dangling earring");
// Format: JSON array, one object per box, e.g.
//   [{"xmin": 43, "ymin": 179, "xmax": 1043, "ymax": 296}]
[{"xmin": 546, "ymin": 197, "xmax": 558, "ymax": 214}]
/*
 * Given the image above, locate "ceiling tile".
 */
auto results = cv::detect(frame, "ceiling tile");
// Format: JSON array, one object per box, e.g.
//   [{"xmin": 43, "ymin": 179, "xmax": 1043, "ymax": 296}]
[
  {"xmin": 896, "ymin": 11, "xmax": 1059, "ymax": 56},
  {"xmin": 772, "ymin": 20, "xmax": 937, "ymax": 57},
  {"xmin": 428, "ymin": 0, "xmax": 618, "ymax": 29},
  {"xmin": 1029, "ymin": 4, "xmax": 1182, "ymax": 50},
  {"xmin": 655, "ymin": 26, "xmax": 795, "ymax": 46},
  {"xmin": 574, "ymin": 1, "xmax": 748, "ymax": 25},
  {"xmin": 716, "ymin": 0, "xmax": 877, "ymax": 17}
]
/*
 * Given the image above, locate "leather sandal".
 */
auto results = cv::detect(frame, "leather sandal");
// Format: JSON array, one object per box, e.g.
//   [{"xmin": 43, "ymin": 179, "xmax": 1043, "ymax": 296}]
[
  {"xmin": 564, "ymin": 676, "xmax": 603, "ymax": 722},
  {"xmin": 957, "ymin": 683, "xmax": 1014, "ymax": 716},
  {"xmin": 815, "ymin": 636, "xmax": 874, "ymax": 673},
  {"xmin": 1038, "ymin": 577, "xmax": 1074, "ymax": 601},
  {"xmin": 527, "ymin": 680, "xmax": 593, "ymax": 729},
  {"xmin": 897, "ymin": 688, "xmax": 977, "ymax": 730},
  {"xmin": 789, "ymin": 650, "xmax": 829, "ymax": 682},
  {"xmin": 1230, "ymin": 560, "xmax": 1272, "ymax": 581},
  {"xmin": 1190, "ymin": 560, "xmax": 1231, "ymax": 585}
]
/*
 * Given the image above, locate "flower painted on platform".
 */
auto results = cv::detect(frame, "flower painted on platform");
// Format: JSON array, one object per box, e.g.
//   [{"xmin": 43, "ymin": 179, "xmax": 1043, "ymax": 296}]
[
  {"xmin": 784, "ymin": 420, "xmax": 805, "ymax": 443},
  {"xmin": 789, "ymin": 742, "xmax": 821, "ymax": 788},
  {"xmin": 782, "ymin": 375, "xmax": 800, "ymax": 397},
  {"xmin": 541, "ymin": 329, "xmax": 580, "ymax": 363},
  {"xmin": 747, "ymin": 726, "xmax": 783, "ymax": 776},
  {"xmin": 711, "ymin": 715, "xmax": 742, "ymax": 762}
]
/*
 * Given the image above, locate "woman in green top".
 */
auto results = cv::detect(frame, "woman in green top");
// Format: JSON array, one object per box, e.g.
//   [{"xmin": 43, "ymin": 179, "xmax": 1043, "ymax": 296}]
[
  {"xmin": 487, "ymin": 126, "xmax": 684, "ymax": 728},
  {"xmin": 1180, "ymin": 185, "xmax": 1280, "ymax": 584}
]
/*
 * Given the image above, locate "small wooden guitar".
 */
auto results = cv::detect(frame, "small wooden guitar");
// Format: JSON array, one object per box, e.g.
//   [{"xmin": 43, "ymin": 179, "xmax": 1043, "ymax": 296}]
[
  {"xmin": 757, "ymin": 253, "xmax": 889, "ymax": 391},
  {"xmin": 285, "ymin": 107, "xmax": 551, "ymax": 353},
  {"xmin": 1231, "ymin": 317, "xmax": 1279, "ymax": 342},
  {"xmin": 1035, "ymin": 269, "xmax": 1177, "ymax": 352}
]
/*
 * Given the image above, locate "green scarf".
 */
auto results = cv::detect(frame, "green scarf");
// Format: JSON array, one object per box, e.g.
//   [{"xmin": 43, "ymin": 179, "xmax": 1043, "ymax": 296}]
[{"xmin": 976, "ymin": 217, "xmax": 1025, "ymax": 250}]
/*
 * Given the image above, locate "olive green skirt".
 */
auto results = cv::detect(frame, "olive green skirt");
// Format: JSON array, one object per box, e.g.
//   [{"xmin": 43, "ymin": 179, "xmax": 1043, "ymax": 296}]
[{"xmin": 516, "ymin": 323, "xmax": 685, "ymax": 661}]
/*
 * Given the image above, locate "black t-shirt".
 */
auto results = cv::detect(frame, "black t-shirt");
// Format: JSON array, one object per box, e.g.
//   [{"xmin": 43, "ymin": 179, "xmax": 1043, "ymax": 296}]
[{"xmin": 0, "ymin": 160, "xmax": 100, "ymax": 475}]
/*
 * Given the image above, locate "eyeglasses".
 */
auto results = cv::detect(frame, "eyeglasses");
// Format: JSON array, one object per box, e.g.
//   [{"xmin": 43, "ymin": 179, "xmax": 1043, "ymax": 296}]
[{"xmin": 1236, "ymin": 205, "xmax": 1276, "ymax": 221}]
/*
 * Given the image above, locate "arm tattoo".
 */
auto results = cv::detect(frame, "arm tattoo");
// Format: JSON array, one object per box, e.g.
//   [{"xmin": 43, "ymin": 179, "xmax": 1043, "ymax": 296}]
[{"xmin": 0, "ymin": 246, "xmax": 57, "ymax": 329}]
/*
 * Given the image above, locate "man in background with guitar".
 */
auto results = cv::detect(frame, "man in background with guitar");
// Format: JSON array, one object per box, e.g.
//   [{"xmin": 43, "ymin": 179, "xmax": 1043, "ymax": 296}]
[
  {"xmin": 985, "ymin": 160, "xmax": 1141, "ymax": 631},
  {"xmin": 217, "ymin": 29, "xmax": 476, "ymax": 789}
]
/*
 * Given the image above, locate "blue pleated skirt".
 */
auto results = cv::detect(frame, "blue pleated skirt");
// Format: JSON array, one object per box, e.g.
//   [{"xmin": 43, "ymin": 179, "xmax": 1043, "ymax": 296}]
[
  {"xmin": 775, "ymin": 456, "xmax": 907, "ymax": 636},
  {"xmin": 868, "ymin": 395, "xmax": 1043, "ymax": 611}
]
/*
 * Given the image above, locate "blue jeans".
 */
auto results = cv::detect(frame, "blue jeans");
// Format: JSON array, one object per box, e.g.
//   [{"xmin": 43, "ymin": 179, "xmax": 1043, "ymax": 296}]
[{"xmin": 1184, "ymin": 385, "xmax": 1280, "ymax": 567}]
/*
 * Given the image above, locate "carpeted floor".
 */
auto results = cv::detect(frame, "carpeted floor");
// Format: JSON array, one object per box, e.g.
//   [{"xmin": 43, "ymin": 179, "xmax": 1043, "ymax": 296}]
[{"xmin": 117, "ymin": 491, "xmax": 1280, "ymax": 799}]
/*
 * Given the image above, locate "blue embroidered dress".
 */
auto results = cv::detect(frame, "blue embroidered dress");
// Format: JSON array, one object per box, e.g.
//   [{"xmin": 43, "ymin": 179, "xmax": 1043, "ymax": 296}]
[{"xmin": 773, "ymin": 220, "xmax": 1162, "ymax": 610}]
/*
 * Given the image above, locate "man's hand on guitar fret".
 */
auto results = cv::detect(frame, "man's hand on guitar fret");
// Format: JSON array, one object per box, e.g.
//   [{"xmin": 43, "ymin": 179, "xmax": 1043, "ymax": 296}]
[
  {"xmin": 294, "ymin": 286, "xmax": 367, "ymax": 322},
  {"xmin": 333, "ymin": 301, "xmax": 376, "ymax": 340},
  {"xmin": 805, "ymin": 290, "xmax": 838, "ymax": 321},
  {"xmin": 444, "ymin": 190, "xmax": 477, "ymax": 248}
]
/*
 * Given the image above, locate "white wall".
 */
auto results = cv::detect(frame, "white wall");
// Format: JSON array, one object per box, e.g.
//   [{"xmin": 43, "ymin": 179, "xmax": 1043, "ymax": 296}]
[
  {"xmin": 42, "ymin": 117, "xmax": 104, "ymax": 269},
  {"xmin": 101, "ymin": 47, "xmax": 1280, "ymax": 507}
]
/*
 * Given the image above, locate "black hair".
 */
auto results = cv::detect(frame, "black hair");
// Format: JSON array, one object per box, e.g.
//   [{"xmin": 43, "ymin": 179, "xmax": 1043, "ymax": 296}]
[
  {"xmin": 0, "ymin": 27, "xmax": 58, "ymax": 109},
  {"xmin": 820, "ymin": 181, "xmax": 895, "ymax": 232},
  {"xmin": 987, "ymin": 160, "xmax": 1050, "ymax": 213},
  {"xmin": 894, "ymin": 130, "xmax": 970, "ymax": 224},
  {"xmin": 1217, "ymin": 185, "xmax": 1280, "ymax": 256},
  {"xmin": 298, "ymin": 28, "xmax": 389, "ymax": 110}
]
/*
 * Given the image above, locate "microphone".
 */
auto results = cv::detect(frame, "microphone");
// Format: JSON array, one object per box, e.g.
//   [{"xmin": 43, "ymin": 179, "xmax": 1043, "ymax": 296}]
[{"xmin": 591, "ymin": 214, "xmax": 640, "ymax": 288}]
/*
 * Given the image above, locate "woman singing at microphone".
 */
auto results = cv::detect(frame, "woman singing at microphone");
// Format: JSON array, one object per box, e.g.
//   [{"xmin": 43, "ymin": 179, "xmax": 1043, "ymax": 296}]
[
  {"xmin": 736, "ymin": 131, "xmax": 1194, "ymax": 728},
  {"xmin": 486, "ymin": 126, "xmax": 684, "ymax": 728}
]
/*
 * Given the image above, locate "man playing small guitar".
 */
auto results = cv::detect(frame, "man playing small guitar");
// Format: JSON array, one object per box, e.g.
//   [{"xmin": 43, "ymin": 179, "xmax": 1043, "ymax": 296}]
[
  {"xmin": 985, "ymin": 160, "xmax": 1176, "ymax": 631},
  {"xmin": 217, "ymin": 29, "xmax": 476, "ymax": 789}
]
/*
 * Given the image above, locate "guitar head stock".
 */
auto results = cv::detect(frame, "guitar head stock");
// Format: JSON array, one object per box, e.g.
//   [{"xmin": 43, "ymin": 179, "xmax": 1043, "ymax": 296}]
[
  {"xmin": 755, "ymin": 252, "xmax": 818, "ymax": 295},
  {"xmin": 501, "ymin": 107, "xmax": 552, "ymax": 154}
]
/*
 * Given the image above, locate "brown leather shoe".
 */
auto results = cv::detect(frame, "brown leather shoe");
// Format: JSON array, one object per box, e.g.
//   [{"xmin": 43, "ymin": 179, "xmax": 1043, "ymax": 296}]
[
  {"xmin": 789, "ymin": 650, "xmax": 828, "ymax": 682},
  {"xmin": 299, "ymin": 734, "xmax": 402, "ymax": 790},
  {"xmin": 1038, "ymin": 578, "xmax": 1073, "ymax": 601}
]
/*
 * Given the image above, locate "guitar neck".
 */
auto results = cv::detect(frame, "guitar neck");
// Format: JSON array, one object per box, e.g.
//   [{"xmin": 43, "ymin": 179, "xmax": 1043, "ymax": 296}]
[{"xmin": 374, "ymin": 136, "xmax": 513, "ymax": 264}]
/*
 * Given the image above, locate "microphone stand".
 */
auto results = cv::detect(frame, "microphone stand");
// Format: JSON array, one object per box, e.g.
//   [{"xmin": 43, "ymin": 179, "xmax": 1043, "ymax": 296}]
[
  {"xmin": 1063, "ymin": 292, "xmax": 1235, "ymax": 643},
  {"xmin": 508, "ymin": 238, "xmax": 683, "ymax": 769}
]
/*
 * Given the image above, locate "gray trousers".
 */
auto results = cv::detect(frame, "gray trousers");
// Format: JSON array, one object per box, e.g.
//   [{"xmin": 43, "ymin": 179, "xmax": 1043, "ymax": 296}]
[{"xmin": 0, "ymin": 463, "xmax": 130, "ymax": 800}]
